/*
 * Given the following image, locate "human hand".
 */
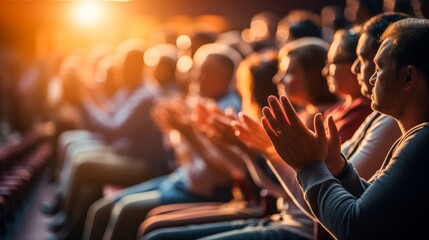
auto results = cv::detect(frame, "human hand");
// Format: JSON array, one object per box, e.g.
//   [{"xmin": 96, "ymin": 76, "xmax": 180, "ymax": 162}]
[
  {"xmin": 324, "ymin": 115, "xmax": 345, "ymax": 176},
  {"xmin": 261, "ymin": 95, "xmax": 328, "ymax": 172},
  {"xmin": 232, "ymin": 112, "xmax": 275, "ymax": 157},
  {"xmin": 150, "ymin": 100, "xmax": 175, "ymax": 133},
  {"xmin": 151, "ymin": 98, "xmax": 192, "ymax": 134},
  {"xmin": 206, "ymin": 108, "xmax": 239, "ymax": 143},
  {"xmin": 191, "ymin": 99, "xmax": 218, "ymax": 134}
]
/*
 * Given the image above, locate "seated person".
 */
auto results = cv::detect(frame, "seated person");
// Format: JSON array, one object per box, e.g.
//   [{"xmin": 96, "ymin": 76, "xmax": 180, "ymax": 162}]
[
  {"xmin": 82, "ymin": 43, "xmax": 244, "ymax": 240},
  {"xmin": 261, "ymin": 18, "xmax": 429, "ymax": 239}
]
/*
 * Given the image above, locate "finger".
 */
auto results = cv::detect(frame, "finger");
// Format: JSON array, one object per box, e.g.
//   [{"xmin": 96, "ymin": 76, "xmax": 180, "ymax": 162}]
[
  {"xmin": 227, "ymin": 110, "xmax": 239, "ymax": 120},
  {"xmin": 213, "ymin": 118, "xmax": 232, "ymax": 134},
  {"xmin": 232, "ymin": 122, "xmax": 246, "ymax": 139},
  {"xmin": 232, "ymin": 121, "xmax": 251, "ymax": 137},
  {"xmin": 261, "ymin": 116, "xmax": 279, "ymax": 145},
  {"xmin": 239, "ymin": 114, "xmax": 257, "ymax": 132},
  {"xmin": 231, "ymin": 122, "xmax": 255, "ymax": 147},
  {"xmin": 279, "ymin": 95, "xmax": 302, "ymax": 128},
  {"xmin": 327, "ymin": 115, "xmax": 340, "ymax": 146},
  {"xmin": 241, "ymin": 114, "xmax": 270, "ymax": 141},
  {"xmin": 262, "ymin": 106, "xmax": 282, "ymax": 136},
  {"xmin": 314, "ymin": 113, "xmax": 327, "ymax": 144},
  {"xmin": 237, "ymin": 112, "xmax": 246, "ymax": 122},
  {"xmin": 234, "ymin": 123, "xmax": 269, "ymax": 152},
  {"xmin": 224, "ymin": 107, "xmax": 236, "ymax": 117},
  {"xmin": 240, "ymin": 113, "xmax": 258, "ymax": 126},
  {"xmin": 267, "ymin": 96, "xmax": 290, "ymax": 133}
]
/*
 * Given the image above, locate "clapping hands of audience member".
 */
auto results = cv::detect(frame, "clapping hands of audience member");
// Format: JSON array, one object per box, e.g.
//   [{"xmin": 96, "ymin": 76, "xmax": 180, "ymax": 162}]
[
  {"xmin": 150, "ymin": 96, "xmax": 193, "ymax": 135},
  {"xmin": 200, "ymin": 104, "xmax": 244, "ymax": 148},
  {"xmin": 262, "ymin": 95, "xmax": 343, "ymax": 174},
  {"xmin": 231, "ymin": 112, "xmax": 275, "ymax": 158}
]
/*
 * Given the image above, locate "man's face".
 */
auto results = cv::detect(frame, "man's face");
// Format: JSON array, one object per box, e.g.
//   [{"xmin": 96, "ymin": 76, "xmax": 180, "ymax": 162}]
[
  {"xmin": 197, "ymin": 55, "xmax": 229, "ymax": 99},
  {"xmin": 370, "ymin": 39, "xmax": 402, "ymax": 116},
  {"xmin": 352, "ymin": 33, "xmax": 377, "ymax": 99}
]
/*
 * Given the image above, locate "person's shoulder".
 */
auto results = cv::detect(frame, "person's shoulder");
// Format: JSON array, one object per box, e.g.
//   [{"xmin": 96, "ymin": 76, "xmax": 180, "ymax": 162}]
[
  {"xmin": 372, "ymin": 113, "xmax": 398, "ymax": 128},
  {"xmin": 405, "ymin": 122, "xmax": 429, "ymax": 138},
  {"xmin": 391, "ymin": 123, "xmax": 429, "ymax": 168},
  {"xmin": 398, "ymin": 122, "xmax": 429, "ymax": 151}
]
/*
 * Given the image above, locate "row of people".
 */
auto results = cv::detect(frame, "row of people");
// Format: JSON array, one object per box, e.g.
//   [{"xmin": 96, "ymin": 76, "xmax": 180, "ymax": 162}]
[
  {"xmin": 34, "ymin": 6, "xmax": 428, "ymax": 240},
  {"xmin": 141, "ymin": 12, "xmax": 408, "ymax": 240}
]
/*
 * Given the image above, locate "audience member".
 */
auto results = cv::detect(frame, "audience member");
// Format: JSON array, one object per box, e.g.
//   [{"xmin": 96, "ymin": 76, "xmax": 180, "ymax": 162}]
[
  {"xmin": 46, "ymin": 49, "xmax": 171, "ymax": 240},
  {"xmin": 262, "ymin": 18, "xmax": 429, "ymax": 239},
  {"xmin": 82, "ymin": 43, "xmax": 243, "ymax": 240},
  {"xmin": 143, "ymin": 38, "xmax": 336, "ymax": 240},
  {"xmin": 322, "ymin": 27, "xmax": 372, "ymax": 143}
]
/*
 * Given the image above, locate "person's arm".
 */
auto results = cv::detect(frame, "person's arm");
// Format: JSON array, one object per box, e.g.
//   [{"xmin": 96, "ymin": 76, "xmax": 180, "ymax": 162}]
[
  {"xmin": 236, "ymin": 150, "xmax": 287, "ymax": 199},
  {"xmin": 262, "ymin": 94, "xmax": 429, "ymax": 239},
  {"xmin": 207, "ymin": 109, "xmax": 286, "ymax": 199},
  {"xmin": 80, "ymin": 87, "xmax": 153, "ymax": 136},
  {"xmin": 166, "ymin": 100, "xmax": 236, "ymax": 182},
  {"xmin": 188, "ymin": 129, "xmax": 242, "ymax": 182},
  {"xmin": 232, "ymin": 112, "xmax": 315, "ymax": 218},
  {"xmin": 298, "ymin": 126, "xmax": 428, "ymax": 239}
]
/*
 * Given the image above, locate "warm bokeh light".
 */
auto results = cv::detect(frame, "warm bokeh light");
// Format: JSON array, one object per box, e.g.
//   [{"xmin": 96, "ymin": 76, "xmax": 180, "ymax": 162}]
[
  {"xmin": 176, "ymin": 35, "xmax": 192, "ymax": 50},
  {"xmin": 176, "ymin": 55, "xmax": 193, "ymax": 73},
  {"xmin": 250, "ymin": 19, "xmax": 269, "ymax": 39},
  {"xmin": 72, "ymin": 1, "xmax": 104, "ymax": 27},
  {"xmin": 241, "ymin": 28, "xmax": 255, "ymax": 43},
  {"xmin": 276, "ymin": 24, "xmax": 290, "ymax": 43},
  {"xmin": 144, "ymin": 48, "xmax": 161, "ymax": 67}
]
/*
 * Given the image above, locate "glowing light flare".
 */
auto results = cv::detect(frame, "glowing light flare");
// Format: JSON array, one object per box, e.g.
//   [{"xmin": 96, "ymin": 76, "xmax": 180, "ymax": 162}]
[
  {"xmin": 278, "ymin": 56, "xmax": 290, "ymax": 73},
  {"xmin": 276, "ymin": 24, "xmax": 290, "ymax": 43},
  {"xmin": 241, "ymin": 28, "xmax": 255, "ymax": 43},
  {"xmin": 144, "ymin": 49, "xmax": 161, "ymax": 67},
  {"xmin": 250, "ymin": 19, "xmax": 269, "ymax": 39},
  {"xmin": 47, "ymin": 78, "xmax": 63, "ymax": 106},
  {"xmin": 72, "ymin": 1, "xmax": 104, "ymax": 27},
  {"xmin": 176, "ymin": 35, "xmax": 192, "ymax": 50},
  {"xmin": 176, "ymin": 55, "xmax": 193, "ymax": 73}
]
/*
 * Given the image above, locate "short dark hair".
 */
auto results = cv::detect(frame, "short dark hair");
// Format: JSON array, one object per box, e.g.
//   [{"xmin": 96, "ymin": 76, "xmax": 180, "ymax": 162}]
[
  {"xmin": 381, "ymin": 18, "xmax": 429, "ymax": 83},
  {"xmin": 283, "ymin": 38, "xmax": 338, "ymax": 105},
  {"xmin": 336, "ymin": 26, "xmax": 361, "ymax": 59},
  {"xmin": 289, "ymin": 19, "xmax": 322, "ymax": 40},
  {"xmin": 250, "ymin": 57, "xmax": 279, "ymax": 107},
  {"xmin": 361, "ymin": 12, "xmax": 410, "ymax": 49},
  {"xmin": 209, "ymin": 53, "xmax": 235, "ymax": 82}
]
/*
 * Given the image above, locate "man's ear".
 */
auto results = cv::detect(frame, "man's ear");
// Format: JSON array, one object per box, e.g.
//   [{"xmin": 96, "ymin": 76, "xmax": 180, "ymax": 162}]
[{"xmin": 403, "ymin": 65, "xmax": 418, "ymax": 89}]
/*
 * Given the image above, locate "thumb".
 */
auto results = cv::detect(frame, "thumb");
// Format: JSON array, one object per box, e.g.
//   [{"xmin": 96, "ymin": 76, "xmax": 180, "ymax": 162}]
[
  {"xmin": 327, "ymin": 115, "xmax": 340, "ymax": 146},
  {"xmin": 314, "ymin": 113, "xmax": 327, "ymax": 145}
]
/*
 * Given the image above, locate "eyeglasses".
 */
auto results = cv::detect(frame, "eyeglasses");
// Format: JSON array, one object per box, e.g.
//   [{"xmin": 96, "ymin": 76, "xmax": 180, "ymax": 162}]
[
  {"xmin": 325, "ymin": 57, "xmax": 356, "ymax": 68},
  {"xmin": 322, "ymin": 57, "xmax": 356, "ymax": 77}
]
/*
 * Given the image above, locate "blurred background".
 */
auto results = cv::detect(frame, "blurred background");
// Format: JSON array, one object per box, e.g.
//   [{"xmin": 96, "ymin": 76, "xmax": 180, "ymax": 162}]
[
  {"xmin": 0, "ymin": 0, "xmax": 343, "ymax": 59},
  {"xmin": 1, "ymin": 1, "xmax": 425, "ymax": 240},
  {"xmin": 0, "ymin": 0, "xmax": 345, "ymax": 138}
]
